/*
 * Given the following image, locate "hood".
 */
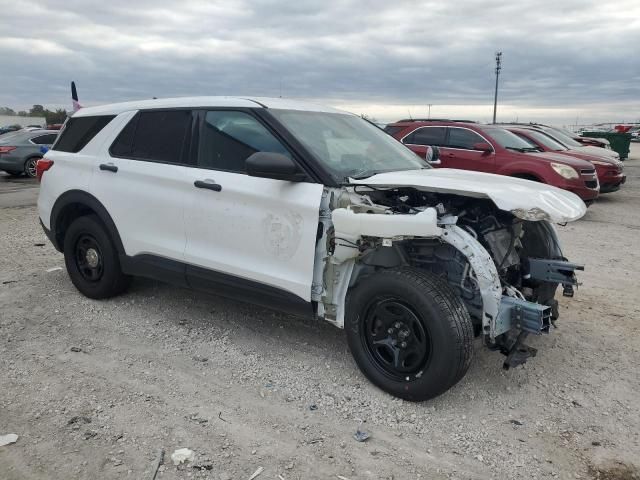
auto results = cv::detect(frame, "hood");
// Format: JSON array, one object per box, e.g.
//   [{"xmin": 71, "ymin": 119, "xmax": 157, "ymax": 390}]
[
  {"xmin": 350, "ymin": 168, "xmax": 586, "ymax": 223},
  {"xmin": 565, "ymin": 149, "xmax": 621, "ymax": 166},
  {"xmin": 528, "ymin": 151, "xmax": 595, "ymax": 169},
  {"xmin": 580, "ymin": 145, "xmax": 620, "ymax": 160}
]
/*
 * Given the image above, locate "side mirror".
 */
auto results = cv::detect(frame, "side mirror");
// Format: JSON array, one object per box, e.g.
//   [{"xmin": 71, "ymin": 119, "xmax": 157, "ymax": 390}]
[
  {"xmin": 246, "ymin": 152, "xmax": 307, "ymax": 182},
  {"xmin": 473, "ymin": 142, "xmax": 493, "ymax": 153},
  {"xmin": 424, "ymin": 145, "xmax": 441, "ymax": 165}
]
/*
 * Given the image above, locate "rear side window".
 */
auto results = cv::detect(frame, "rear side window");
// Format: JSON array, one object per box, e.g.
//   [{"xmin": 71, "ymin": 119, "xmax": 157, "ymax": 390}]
[
  {"xmin": 31, "ymin": 133, "xmax": 58, "ymax": 145},
  {"xmin": 447, "ymin": 128, "xmax": 485, "ymax": 149},
  {"xmin": 110, "ymin": 110, "xmax": 191, "ymax": 163},
  {"xmin": 52, "ymin": 115, "xmax": 115, "ymax": 153},
  {"xmin": 403, "ymin": 127, "xmax": 446, "ymax": 146}
]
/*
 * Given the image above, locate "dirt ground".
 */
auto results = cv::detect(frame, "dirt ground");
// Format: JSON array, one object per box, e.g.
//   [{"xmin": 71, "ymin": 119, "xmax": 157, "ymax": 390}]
[{"xmin": 1, "ymin": 145, "xmax": 639, "ymax": 480}]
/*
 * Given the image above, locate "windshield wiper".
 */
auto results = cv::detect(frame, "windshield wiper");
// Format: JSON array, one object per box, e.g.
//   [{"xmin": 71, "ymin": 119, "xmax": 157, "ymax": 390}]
[{"xmin": 506, "ymin": 146, "xmax": 538, "ymax": 153}]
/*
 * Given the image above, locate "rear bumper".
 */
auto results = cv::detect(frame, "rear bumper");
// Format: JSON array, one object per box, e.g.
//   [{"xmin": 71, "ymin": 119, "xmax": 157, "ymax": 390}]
[{"xmin": 40, "ymin": 218, "xmax": 61, "ymax": 252}]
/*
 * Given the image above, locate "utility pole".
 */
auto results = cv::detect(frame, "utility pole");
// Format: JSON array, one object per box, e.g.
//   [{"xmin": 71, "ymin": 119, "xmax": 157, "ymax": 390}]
[
  {"xmin": 492, "ymin": 51, "xmax": 502, "ymax": 124},
  {"xmin": 427, "ymin": 104, "xmax": 432, "ymax": 119}
]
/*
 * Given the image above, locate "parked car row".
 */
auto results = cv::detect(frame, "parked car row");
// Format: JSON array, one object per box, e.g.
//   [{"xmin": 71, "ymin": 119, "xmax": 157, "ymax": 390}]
[
  {"xmin": 0, "ymin": 128, "xmax": 58, "ymax": 177},
  {"xmin": 384, "ymin": 119, "xmax": 625, "ymax": 204}
]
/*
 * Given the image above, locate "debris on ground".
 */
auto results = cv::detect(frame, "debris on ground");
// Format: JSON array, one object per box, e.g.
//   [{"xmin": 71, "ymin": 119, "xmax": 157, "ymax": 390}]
[
  {"xmin": 45, "ymin": 267, "xmax": 62, "ymax": 273},
  {"xmin": 67, "ymin": 416, "xmax": 91, "ymax": 426},
  {"xmin": 0, "ymin": 434, "xmax": 18, "ymax": 447},
  {"xmin": 192, "ymin": 462, "xmax": 213, "ymax": 471},
  {"xmin": 509, "ymin": 419, "xmax": 524, "ymax": 426},
  {"xmin": 192, "ymin": 355, "xmax": 209, "ymax": 362},
  {"xmin": 309, "ymin": 404, "xmax": 318, "ymax": 411},
  {"xmin": 70, "ymin": 346, "xmax": 83, "ymax": 353},
  {"xmin": 151, "ymin": 449, "xmax": 164, "ymax": 480},
  {"xmin": 170, "ymin": 448, "xmax": 195, "ymax": 465},
  {"xmin": 353, "ymin": 429, "xmax": 370, "ymax": 442},
  {"xmin": 248, "ymin": 466, "xmax": 264, "ymax": 479}
]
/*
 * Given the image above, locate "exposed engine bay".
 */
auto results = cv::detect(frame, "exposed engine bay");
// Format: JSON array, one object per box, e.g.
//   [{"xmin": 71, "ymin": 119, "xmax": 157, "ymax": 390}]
[{"xmin": 312, "ymin": 185, "xmax": 584, "ymax": 369}]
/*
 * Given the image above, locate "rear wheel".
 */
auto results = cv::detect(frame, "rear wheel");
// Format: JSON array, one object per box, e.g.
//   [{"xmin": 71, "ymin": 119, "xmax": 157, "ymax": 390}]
[
  {"xmin": 24, "ymin": 157, "xmax": 40, "ymax": 178},
  {"xmin": 63, "ymin": 215, "xmax": 131, "ymax": 299},
  {"xmin": 345, "ymin": 267, "xmax": 473, "ymax": 401}
]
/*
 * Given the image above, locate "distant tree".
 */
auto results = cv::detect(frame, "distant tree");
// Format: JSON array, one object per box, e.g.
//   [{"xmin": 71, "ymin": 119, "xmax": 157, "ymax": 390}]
[
  {"xmin": 29, "ymin": 104, "xmax": 45, "ymax": 116},
  {"xmin": 45, "ymin": 108, "xmax": 68, "ymax": 124},
  {"xmin": 17, "ymin": 111, "xmax": 28, "ymax": 117},
  {"xmin": 0, "ymin": 107, "xmax": 16, "ymax": 116}
]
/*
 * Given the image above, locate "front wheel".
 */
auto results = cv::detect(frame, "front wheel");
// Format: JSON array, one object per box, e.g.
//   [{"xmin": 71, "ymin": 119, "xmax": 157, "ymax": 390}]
[{"xmin": 345, "ymin": 268, "xmax": 473, "ymax": 401}]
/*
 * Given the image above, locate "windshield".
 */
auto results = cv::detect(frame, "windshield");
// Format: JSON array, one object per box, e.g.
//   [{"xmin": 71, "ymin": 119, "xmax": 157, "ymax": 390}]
[
  {"xmin": 523, "ymin": 130, "xmax": 567, "ymax": 151},
  {"xmin": 269, "ymin": 110, "xmax": 427, "ymax": 181},
  {"xmin": 487, "ymin": 128, "xmax": 539, "ymax": 152},
  {"xmin": 542, "ymin": 127, "xmax": 582, "ymax": 148}
]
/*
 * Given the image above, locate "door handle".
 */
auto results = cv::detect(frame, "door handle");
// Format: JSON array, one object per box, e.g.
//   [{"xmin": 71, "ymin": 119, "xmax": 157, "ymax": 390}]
[
  {"xmin": 99, "ymin": 163, "xmax": 118, "ymax": 173},
  {"xmin": 194, "ymin": 180, "xmax": 222, "ymax": 192}
]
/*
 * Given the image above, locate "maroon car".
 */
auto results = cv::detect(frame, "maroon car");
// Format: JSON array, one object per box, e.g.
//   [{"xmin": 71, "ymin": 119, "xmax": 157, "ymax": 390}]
[
  {"xmin": 385, "ymin": 120, "xmax": 599, "ymax": 204},
  {"xmin": 506, "ymin": 126, "xmax": 625, "ymax": 193}
]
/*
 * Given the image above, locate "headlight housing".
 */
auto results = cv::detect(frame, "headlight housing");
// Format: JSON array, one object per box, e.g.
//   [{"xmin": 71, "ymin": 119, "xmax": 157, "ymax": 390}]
[
  {"xmin": 590, "ymin": 160, "xmax": 611, "ymax": 166},
  {"xmin": 551, "ymin": 163, "xmax": 579, "ymax": 179}
]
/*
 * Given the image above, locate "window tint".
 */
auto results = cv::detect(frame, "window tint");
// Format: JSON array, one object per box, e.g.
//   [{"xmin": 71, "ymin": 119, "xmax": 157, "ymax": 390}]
[
  {"xmin": 110, "ymin": 110, "xmax": 191, "ymax": 163},
  {"xmin": 52, "ymin": 115, "xmax": 115, "ymax": 153},
  {"xmin": 403, "ymin": 127, "xmax": 446, "ymax": 146},
  {"xmin": 31, "ymin": 133, "xmax": 57, "ymax": 145},
  {"xmin": 197, "ymin": 110, "xmax": 290, "ymax": 172},
  {"xmin": 447, "ymin": 128, "xmax": 485, "ymax": 149}
]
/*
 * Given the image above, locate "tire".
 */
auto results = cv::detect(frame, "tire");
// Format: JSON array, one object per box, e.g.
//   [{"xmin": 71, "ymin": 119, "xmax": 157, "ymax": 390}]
[
  {"xmin": 345, "ymin": 267, "xmax": 473, "ymax": 401},
  {"xmin": 24, "ymin": 157, "xmax": 40, "ymax": 178},
  {"xmin": 63, "ymin": 215, "xmax": 131, "ymax": 299}
]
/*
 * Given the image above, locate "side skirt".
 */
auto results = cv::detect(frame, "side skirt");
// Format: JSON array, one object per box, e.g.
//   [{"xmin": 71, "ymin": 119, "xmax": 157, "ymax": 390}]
[{"xmin": 120, "ymin": 254, "xmax": 314, "ymax": 318}]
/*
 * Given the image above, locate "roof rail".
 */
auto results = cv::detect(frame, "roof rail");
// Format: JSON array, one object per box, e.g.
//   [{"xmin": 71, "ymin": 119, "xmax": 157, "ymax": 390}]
[{"xmin": 394, "ymin": 118, "xmax": 477, "ymax": 124}]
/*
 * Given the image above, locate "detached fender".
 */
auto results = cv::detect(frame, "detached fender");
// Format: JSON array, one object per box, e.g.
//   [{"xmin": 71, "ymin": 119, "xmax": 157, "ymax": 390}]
[{"xmin": 49, "ymin": 190, "xmax": 125, "ymax": 254}]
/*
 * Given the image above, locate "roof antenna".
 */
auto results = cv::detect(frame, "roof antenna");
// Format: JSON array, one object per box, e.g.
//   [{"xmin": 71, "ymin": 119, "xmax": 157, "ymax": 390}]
[{"xmin": 407, "ymin": 109, "xmax": 413, "ymax": 121}]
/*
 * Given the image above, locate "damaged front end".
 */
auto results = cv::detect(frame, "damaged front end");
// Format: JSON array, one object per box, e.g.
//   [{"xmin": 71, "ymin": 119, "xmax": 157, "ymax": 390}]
[{"xmin": 313, "ymin": 184, "xmax": 584, "ymax": 370}]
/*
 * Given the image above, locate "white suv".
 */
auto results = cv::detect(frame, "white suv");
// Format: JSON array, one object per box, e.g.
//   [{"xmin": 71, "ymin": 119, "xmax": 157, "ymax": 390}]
[{"xmin": 37, "ymin": 97, "xmax": 586, "ymax": 401}]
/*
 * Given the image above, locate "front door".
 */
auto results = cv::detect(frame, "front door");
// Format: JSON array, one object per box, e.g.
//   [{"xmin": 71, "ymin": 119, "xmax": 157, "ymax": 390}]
[
  {"xmin": 182, "ymin": 110, "xmax": 323, "ymax": 303},
  {"xmin": 440, "ymin": 127, "xmax": 496, "ymax": 173}
]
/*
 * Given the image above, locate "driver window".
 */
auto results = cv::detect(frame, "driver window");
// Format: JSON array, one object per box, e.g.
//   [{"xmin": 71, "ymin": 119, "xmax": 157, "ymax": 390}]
[
  {"xmin": 197, "ymin": 111, "xmax": 291, "ymax": 172},
  {"xmin": 447, "ymin": 128, "xmax": 485, "ymax": 150}
]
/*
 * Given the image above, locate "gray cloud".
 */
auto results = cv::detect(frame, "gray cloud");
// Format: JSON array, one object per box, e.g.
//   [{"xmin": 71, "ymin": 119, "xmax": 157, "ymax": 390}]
[{"xmin": 1, "ymin": 0, "xmax": 638, "ymax": 123}]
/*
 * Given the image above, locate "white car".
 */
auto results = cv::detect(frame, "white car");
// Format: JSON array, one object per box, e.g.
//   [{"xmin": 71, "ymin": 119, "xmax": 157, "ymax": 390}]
[{"xmin": 37, "ymin": 97, "xmax": 586, "ymax": 401}]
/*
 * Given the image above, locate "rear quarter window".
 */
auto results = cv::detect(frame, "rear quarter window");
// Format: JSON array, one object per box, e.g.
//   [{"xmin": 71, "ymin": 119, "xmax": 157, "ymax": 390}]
[
  {"xmin": 52, "ymin": 115, "xmax": 115, "ymax": 153},
  {"xmin": 383, "ymin": 125, "xmax": 404, "ymax": 136}
]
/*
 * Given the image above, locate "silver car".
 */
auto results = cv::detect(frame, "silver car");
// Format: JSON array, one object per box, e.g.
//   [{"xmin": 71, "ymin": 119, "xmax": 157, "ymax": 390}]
[{"xmin": 0, "ymin": 129, "xmax": 58, "ymax": 177}]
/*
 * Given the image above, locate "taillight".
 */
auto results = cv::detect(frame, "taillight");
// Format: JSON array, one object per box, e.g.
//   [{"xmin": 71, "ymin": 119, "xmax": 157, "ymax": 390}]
[
  {"xmin": 36, "ymin": 158, "xmax": 54, "ymax": 181},
  {"xmin": 0, "ymin": 146, "xmax": 17, "ymax": 154}
]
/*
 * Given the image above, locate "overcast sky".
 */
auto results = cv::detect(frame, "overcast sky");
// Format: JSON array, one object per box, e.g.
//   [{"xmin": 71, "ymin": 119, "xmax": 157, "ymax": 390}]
[{"xmin": 1, "ymin": 0, "xmax": 639, "ymax": 125}]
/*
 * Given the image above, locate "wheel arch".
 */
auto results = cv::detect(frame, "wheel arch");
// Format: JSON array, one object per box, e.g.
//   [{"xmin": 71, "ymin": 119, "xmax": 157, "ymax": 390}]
[
  {"xmin": 509, "ymin": 172, "xmax": 543, "ymax": 182},
  {"xmin": 50, "ymin": 190, "xmax": 125, "ymax": 254}
]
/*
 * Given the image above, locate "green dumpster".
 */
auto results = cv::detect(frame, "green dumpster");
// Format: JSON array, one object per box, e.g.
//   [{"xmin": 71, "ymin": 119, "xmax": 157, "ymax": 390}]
[{"xmin": 581, "ymin": 131, "xmax": 632, "ymax": 160}]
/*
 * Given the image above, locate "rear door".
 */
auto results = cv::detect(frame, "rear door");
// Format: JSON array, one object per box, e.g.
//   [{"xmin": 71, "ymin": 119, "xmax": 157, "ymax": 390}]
[
  {"xmin": 90, "ymin": 109, "xmax": 193, "ymax": 265},
  {"xmin": 441, "ymin": 127, "xmax": 496, "ymax": 172},
  {"xmin": 182, "ymin": 109, "xmax": 323, "ymax": 303}
]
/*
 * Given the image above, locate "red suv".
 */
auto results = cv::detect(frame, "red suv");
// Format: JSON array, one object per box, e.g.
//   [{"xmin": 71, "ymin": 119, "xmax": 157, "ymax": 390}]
[
  {"xmin": 505, "ymin": 126, "xmax": 625, "ymax": 193},
  {"xmin": 384, "ymin": 120, "xmax": 599, "ymax": 204}
]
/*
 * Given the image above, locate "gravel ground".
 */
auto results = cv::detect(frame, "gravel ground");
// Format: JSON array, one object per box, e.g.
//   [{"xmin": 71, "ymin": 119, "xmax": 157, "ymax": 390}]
[{"xmin": 1, "ymin": 145, "xmax": 639, "ymax": 480}]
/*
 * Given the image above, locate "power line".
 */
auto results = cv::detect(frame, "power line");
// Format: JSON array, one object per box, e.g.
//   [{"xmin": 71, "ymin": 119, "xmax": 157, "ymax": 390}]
[{"xmin": 492, "ymin": 51, "xmax": 502, "ymax": 124}]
